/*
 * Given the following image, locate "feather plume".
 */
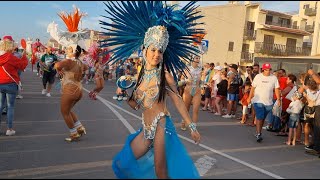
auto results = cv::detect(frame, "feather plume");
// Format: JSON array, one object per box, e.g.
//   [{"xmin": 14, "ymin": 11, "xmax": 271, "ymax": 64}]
[
  {"xmin": 58, "ymin": 6, "xmax": 86, "ymax": 32},
  {"xmin": 99, "ymin": 1, "xmax": 205, "ymax": 80}
]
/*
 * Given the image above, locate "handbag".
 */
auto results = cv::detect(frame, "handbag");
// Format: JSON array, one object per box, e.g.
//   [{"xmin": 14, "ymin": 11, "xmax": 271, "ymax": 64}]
[
  {"xmin": 304, "ymin": 91, "xmax": 320, "ymax": 120},
  {"xmin": 285, "ymin": 85, "xmax": 297, "ymax": 100},
  {"xmin": 1, "ymin": 66, "xmax": 23, "ymax": 91}
]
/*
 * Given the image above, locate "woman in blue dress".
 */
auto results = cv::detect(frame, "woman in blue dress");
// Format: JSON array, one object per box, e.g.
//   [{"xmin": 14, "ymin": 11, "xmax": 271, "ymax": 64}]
[{"xmin": 100, "ymin": 1, "xmax": 205, "ymax": 178}]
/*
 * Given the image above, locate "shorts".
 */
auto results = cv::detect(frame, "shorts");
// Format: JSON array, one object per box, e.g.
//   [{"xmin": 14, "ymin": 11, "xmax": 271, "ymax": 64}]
[
  {"xmin": 288, "ymin": 114, "xmax": 299, "ymax": 128},
  {"xmin": 42, "ymin": 71, "xmax": 56, "ymax": 85},
  {"xmin": 201, "ymin": 94, "xmax": 205, "ymax": 101},
  {"xmin": 242, "ymin": 106, "xmax": 248, "ymax": 115},
  {"xmin": 253, "ymin": 103, "xmax": 273, "ymax": 120},
  {"xmin": 211, "ymin": 89, "xmax": 217, "ymax": 98},
  {"xmin": 227, "ymin": 93, "xmax": 239, "ymax": 101},
  {"xmin": 204, "ymin": 86, "xmax": 211, "ymax": 98}
]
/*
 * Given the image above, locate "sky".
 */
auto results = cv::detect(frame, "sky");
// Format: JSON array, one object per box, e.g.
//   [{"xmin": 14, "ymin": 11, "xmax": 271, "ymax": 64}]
[{"xmin": 0, "ymin": 1, "xmax": 300, "ymax": 44}]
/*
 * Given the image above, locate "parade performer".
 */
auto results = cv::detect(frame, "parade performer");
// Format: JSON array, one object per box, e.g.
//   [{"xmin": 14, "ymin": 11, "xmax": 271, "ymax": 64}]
[
  {"xmin": 49, "ymin": 6, "xmax": 90, "ymax": 142},
  {"xmin": 179, "ymin": 55, "xmax": 203, "ymax": 130},
  {"xmin": 88, "ymin": 46, "xmax": 110, "ymax": 100},
  {"xmin": 100, "ymin": 1, "xmax": 204, "ymax": 178},
  {"xmin": 89, "ymin": 55, "xmax": 104, "ymax": 100},
  {"xmin": 31, "ymin": 38, "xmax": 46, "ymax": 72}
]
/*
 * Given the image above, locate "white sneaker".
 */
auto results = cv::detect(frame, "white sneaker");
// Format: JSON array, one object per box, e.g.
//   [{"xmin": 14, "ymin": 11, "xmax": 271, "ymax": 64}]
[
  {"xmin": 117, "ymin": 96, "xmax": 123, "ymax": 101},
  {"xmin": 16, "ymin": 95, "xmax": 23, "ymax": 99},
  {"xmin": 6, "ymin": 129, "xmax": 16, "ymax": 136},
  {"xmin": 42, "ymin": 89, "xmax": 47, "ymax": 95},
  {"xmin": 231, "ymin": 114, "xmax": 236, "ymax": 118},
  {"xmin": 46, "ymin": 93, "xmax": 51, "ymax": 97},
  {"xmin": 222, "ymin": 114, "xmax": 232, "ymax": 118},
  {"xmin": 214, "ymin": 112, "xmax": 222, "ymax": 116}
]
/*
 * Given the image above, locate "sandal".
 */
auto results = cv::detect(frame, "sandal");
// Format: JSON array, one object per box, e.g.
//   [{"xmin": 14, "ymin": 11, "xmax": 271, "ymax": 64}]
[{"xmin": 181, "ymin": 121, "xmax": 187, "ymax": 131}]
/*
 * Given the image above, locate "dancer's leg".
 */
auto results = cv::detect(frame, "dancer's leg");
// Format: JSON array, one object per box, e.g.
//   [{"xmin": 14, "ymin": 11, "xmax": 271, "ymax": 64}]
[
  {"xmin": 153, "ymin": 118, "xmax": 168, "ymax": 178},
  {"xmin": 191, "ymin": 90, "xmax": 201, "ymax": 124}
]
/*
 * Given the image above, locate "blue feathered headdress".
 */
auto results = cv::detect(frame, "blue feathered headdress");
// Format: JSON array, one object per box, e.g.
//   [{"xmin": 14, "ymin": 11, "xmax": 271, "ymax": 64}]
[{"xmin": 99, "ymin": 1, "xmax": 205, "ymax": 80}]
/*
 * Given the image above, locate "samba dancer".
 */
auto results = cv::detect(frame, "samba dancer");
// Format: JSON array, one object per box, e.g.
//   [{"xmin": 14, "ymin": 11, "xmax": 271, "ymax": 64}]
[{"xmin": 100, "ymin": 1, "xmax": 204, "ymax": 178}]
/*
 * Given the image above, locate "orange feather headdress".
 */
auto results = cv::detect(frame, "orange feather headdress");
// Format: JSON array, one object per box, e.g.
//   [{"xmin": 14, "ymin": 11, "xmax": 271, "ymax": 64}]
[{"xmin": 58, "ymin": 6, "xmax": 86, "ymax": 32}]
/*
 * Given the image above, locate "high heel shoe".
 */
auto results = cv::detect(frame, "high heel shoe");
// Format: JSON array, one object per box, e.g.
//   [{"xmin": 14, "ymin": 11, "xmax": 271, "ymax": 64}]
[
  {"xmin": 77, "ymin": 126, "xmax": 87, "ymax": 136},
  {"xmin": 181, "ymin": 121, "xmax": 187, "ymax": 131},
  {"xmin": 89, "ymin": 91, "xmax": 94, "ymax": 99},
  {"xmin": 65, "ymin": 132, "xmax": 81, "ymax": 142}
]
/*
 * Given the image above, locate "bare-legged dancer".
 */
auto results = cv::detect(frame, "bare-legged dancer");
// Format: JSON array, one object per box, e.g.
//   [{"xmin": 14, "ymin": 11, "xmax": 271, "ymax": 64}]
[
  {"xmin": 103, "ymin": 2, "xmax": 203, "ymax": 178},
  {"xmin": 89, "ymin": 56, "xmax": 105, "ymax": 100},
  {"xmin": 180, "ymin": 55, "xmax": 202, "ymax": 130},
  {"xmin": 54, "ymin": 45, "xmax": 88, "ymax": 142}
]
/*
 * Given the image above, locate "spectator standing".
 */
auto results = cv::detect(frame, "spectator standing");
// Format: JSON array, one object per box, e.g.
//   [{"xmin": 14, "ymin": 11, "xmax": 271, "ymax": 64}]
[
  {"xmin": 222, "ymin": 64, "xmax": 242, "ymax": 118},
  {"xmin": 0, "ymin": 36, "xmax": 28, "ymax": 136},
  {"xmin": 285, "ymin": 92, "xmax": 303, "ymax": 146},
  {"xmin": 248, "ymin": 63, "xmax": 280, "ymax": 142}
]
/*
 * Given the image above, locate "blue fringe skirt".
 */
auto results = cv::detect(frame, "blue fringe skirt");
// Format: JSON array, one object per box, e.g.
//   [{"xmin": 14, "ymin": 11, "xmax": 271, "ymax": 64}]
[{"xmin": 112, "ymin": 116, "xmax": 200, "ymax": 179}]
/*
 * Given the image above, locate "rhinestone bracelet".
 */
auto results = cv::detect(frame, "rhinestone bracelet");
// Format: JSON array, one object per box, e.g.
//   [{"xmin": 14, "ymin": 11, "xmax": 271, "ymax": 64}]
[{"xmin": 188, "ymin": 122, "xmax": 197, "ymax": 132}]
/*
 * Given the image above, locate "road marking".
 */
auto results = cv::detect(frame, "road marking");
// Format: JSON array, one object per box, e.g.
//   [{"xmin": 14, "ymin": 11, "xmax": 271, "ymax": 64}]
[
  {"xmin": 194, "ymin": 155, "xmax": 217, "ymax": 176},
  {"xmin": 82, "ymin": 88, "xmax": 284, "ymax": 179},
  {"xmin": 0, "ymin": 160, "xmax": 112, "ymax": 178},
  {"xmin": 83, "ymin": 89, "xmax": 135, "ymax": 134},
  {"xmin": 0, "ymin": 144, "xmax": 123, "ymax": 155}
]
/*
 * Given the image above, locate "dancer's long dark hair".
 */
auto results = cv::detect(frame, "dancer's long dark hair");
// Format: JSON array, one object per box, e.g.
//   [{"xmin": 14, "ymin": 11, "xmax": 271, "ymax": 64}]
[
  {"xmin": 129, "ymin": 47, "xmax": 167, "ymax": 103},
  {"xmin": 75, "ymin": 45, "xmax": 82, "ymax": 59}
]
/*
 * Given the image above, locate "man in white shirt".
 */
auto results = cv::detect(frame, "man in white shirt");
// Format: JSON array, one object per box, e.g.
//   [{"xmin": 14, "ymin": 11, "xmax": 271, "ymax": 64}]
[{"xmin": 248, "ymin": 63, "xmax": 281, "ymax": 142}]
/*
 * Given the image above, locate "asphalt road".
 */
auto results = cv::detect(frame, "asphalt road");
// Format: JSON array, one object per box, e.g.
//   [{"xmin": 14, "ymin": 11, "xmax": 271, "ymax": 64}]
[{"xmin": 0, "ymin": 65, "xmax": 319, "ymax": 179}]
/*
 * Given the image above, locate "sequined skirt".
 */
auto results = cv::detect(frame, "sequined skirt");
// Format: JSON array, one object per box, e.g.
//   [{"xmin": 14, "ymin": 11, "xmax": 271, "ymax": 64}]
[{"xmin": 112, "ymin": 116, "xmax": 200, "ymax": 179}]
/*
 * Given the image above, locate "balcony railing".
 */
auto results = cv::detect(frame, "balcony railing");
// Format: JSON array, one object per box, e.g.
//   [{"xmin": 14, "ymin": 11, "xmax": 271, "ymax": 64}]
[
  {"xmin": 305, "ymin": 25, "xmax": 315, "ymax": 32},
  {"xmin": 243, "ymin": 29, "xmax": 256, "ymax": 40},
  {"xmin": 241, "ymin": 52, "xmax": 254, "ymax": 63},
  {"xmin": 265, "ymin": 21, "xmax": 300, "ymax": 29},
  {"xmin": 254, "ymin": 42, "xmax": 311, "ymax": 56},
  {"xmin": 305, "ymin": 7, "xmax": 317, "ymax": 16}
]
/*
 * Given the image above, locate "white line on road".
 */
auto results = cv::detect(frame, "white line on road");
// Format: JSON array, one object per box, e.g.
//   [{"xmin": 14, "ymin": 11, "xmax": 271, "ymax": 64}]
[{"xmin": 82, "ymin": 88, "xmax": 284, "ymax": 179}]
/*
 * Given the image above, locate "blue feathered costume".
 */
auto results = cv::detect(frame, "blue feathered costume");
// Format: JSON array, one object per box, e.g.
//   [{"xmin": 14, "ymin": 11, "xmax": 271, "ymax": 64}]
[{"xmin": 99, "ymin": 1, "xmax": 205, "ymax": 179}]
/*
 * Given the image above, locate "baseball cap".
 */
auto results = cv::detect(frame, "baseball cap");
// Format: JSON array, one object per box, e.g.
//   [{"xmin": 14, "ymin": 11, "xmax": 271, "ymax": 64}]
[
  {"xmin": 261, "ymin": 63, "xmax": 272, "ymax": 70},
  {"xmin": 2, "ymin": 36, "xmax": 13, "ymax": 41},
  {"xmin": 229, "ymin": 64, "xmax": 238, "ymax": 70},
  {"xmin": 214, "ymin": 66, "xmax": 223, "ymax": 71}
]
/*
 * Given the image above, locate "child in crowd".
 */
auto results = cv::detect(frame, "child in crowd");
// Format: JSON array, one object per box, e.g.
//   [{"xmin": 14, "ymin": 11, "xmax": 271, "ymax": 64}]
[
  {"xmin": 285, "ymin": 92, "xmax": 304, "ymax": 146},
  {"xmin": 239, "ymin": 81, "xmax": 251, "ymax": 124}
]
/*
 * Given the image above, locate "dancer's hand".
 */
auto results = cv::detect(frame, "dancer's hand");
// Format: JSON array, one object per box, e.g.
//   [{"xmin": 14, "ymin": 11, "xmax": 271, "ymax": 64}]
[
  {"xmin": 191, "ymin": 131, "xmax": 201, "ymax": 144},
  {"xmin": 57, "ymin": 70, "xmax": 64, "ymax": 78}
]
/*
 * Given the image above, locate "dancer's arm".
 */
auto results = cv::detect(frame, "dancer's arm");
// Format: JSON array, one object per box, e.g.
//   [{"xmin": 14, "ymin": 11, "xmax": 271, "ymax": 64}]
[
  {"xmin": 165, "ymin": 72, "xmax": 200, "ymax": 144},
  {"xmin": 54, "ymin": 59, "xmax": 70, "ymax": 76}
]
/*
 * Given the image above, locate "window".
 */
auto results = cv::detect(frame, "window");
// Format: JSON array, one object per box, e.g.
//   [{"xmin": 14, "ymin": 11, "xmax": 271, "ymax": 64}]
[
  {"xmin": 303, "ymin": 4, "xmax": 310, "ymax": 9},
  {"xmin": 266, "ymin": 15, "xmax": 273, "ymax": 24},
  {"xmin": 228, "ymin": 42, "xmax": 234, "ymax": 51}
]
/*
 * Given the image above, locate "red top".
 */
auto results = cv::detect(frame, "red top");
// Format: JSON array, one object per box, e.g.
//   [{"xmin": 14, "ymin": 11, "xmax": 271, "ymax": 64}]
[
  {"xmin": 282, "ymin": 84, "xmax": 294, "ymax": 111},
  {"xmin": 0, "ymin": 52, "xmax": 28, "ymax": 84},
  {"xmin": 241, "ymin": 91, "xmax": 250, "ymax": 106}
]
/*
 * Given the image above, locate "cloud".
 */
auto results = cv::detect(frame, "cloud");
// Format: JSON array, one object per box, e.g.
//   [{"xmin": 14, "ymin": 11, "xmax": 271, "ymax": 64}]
[
  {"xmin": 35, "ymin": 20, "xmax": 52, "ymax": 29},
  {"xmin": 50, "ymin": 2, "xmax": 63, "ymax": 11}
]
